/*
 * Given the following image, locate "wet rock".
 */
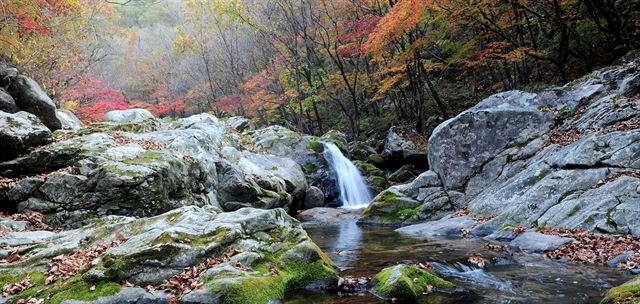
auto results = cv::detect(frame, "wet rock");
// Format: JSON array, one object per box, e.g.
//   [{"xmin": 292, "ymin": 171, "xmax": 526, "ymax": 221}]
[
  {"xmin": 227, "ymin": 116, "xmax": 255, "ymax": 132},
  {"xmin": 0, "ymin": 111, "xmax": 52, "ymax": 161},
  {"xmin": 601, "ymin": 276, "xmax": 640, "ymax": 304},
  {"xmin": 0, "ymin": 88, "xmax": 19, "ymax": 113},
  {"xmin": 103, "ymin": 109, "xmax": 154, "ymax": 123},
  {"xmin": 302, "ymin": 186, "xmax": 325, "ymax": 209},
  {"xmin": 56, "ymin": 109, "xmax": 84, "ymax": 130},
  {"xmin": 61, "ymin": 287, "xmax": 171, "ymax": 304},
  {"xmin": 396, "ymin": 215, "xmax": 476, "ymax": 239},
  {"xmin": 297, "ymin": 207, "xmax": 362, "ymax": 223},
  {"xmin": 370, "ymin": 264, "xmax": 454, "ymax": 301},
  {"xmin": 7, "ymin": 75, "xmax": 62, "ymax": 130},
  {"xmin": 0, "ymin": 206, "xmax": 337, "ymax": 304},
  {"xmin": 509, "ymin": 231, "xmax": 574, "ymax": 253},
  {"xmin": 347, "ymin": 141, "xmax": 376, "ymax": 162}
]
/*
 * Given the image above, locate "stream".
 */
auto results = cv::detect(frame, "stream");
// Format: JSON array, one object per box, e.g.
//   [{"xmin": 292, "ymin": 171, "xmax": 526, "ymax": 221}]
[{"xmin": 285, "ymin": 221, "xmax": 633, "ymax": 304}]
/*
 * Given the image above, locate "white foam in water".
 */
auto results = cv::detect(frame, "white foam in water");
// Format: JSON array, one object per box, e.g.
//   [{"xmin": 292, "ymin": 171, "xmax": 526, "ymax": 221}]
[{"xmin": 322, "ymin": 142, "xmax": 373, "ymax": 209}]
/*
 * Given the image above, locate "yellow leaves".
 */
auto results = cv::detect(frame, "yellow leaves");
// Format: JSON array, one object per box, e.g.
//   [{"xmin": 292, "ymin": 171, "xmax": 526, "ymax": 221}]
[{"xmin": 372, "ymin": 73, "xmax": 405, "ymax": 101}]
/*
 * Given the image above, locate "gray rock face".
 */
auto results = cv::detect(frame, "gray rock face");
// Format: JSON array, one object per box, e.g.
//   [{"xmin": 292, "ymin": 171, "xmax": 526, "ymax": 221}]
[
  {"xmin": 428, "ymin": 90, "xmax": 555, "ymax": 190},
  {"xmin": 0, "ymin": 88, "xmax": 19, "ymax": 113},
  {"xmin": 509, "ymin": 231, "xmax": 575, "ymax": 253},
  {"xmin": 0, "ymin": 111, "xmax": 52, "ymax": 161},
  {"xmin": 297, "ymin": 207, "xmax": 361, "ymax": 223},
  {"xmin": 7, "ymin": 75, "xmax": 62, "ymax": 130},
  {"xmin": 396, "ymin": 215, "xmax": 477, "ymax": 239},
  {"xmin": 56, "ymin": 109, "xmax": 84, "ymax": 130},
  {"xmin": 227, "ymin": 116, "xmax": 255, "ymax": 132},
  {"xmin": 416, "ymin": 59, "xmax": 640, "ymax": 235},
  {"xmin": 103, "ymin": 109, "xmax": 154, "ymax": 123},
  {"xmin": 0, "ymin": 206, "xmax": 337, "ymax": 303},
  {"xmin": 0, "ymin": 113, "xmax": 310, "ymax": 225},
  {"xmin": 302, "ymin": 186, "xmax": 325, "ymax": 209}
]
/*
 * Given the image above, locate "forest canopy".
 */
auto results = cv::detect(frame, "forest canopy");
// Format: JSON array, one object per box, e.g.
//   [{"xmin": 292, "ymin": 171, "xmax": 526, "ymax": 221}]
[{"xmin": 1, "ymin": 0, "xmax": 639, "ymax": 136}]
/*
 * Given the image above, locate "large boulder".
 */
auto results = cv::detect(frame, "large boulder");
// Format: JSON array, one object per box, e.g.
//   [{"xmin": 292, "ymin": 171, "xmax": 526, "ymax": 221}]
[
  {"xmin": 56, "ymin": 109, "xmax": 84, "ymax": 130},
  {"xmin": 601, "ymin": 276, "xmax": 640, "ymax": 304},
  {"xmin": 428, "ymin": 90, "xmax": 556, "ymax": 190},
  {"xmin": 103, "ymin": 109, "xmax": 154, "ymax": 123},
  {"xmin": 430, "ymin": 57, "xmax": 640, "ymax": 235},
  {"xmin": 0, "ymin": 88, "xmax": 19, "ymax": 113},
  {"xmin": 7, "ymin": 75, "xmax": 62, "ymax": 131},
  {"xmin": 0, "ymin": 206, "xmax": 338, "ymax": 304},
  {"xmin": 0, "ymin": 111, "xmax": 52, "ymax": 161}
]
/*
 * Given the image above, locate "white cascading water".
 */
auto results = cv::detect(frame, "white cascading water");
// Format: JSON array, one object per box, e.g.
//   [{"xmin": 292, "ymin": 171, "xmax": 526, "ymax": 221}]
[{"xmin": 322, "ymin": 142, "xmax": 373, "ymax": 209}]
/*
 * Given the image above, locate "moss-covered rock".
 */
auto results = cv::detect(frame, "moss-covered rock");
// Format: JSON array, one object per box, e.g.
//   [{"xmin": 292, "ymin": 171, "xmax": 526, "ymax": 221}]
[
  {"xmin": 353, "ymin": 160, "xmax": 383, "ymax": 177},
  {"xmin": 359, "ymin": 189, "xmax": 421, "ymax": 225},
  {"xmin": 601, "ymin": 277, "xmax": 640, "ymax": 304},
  {"xmin": 0, "ymin": 206, "xmax": 338, "ymax": 304},
  {"xmin": 371, "ymin": 264, "xmax": 454, "ymax": 301}
]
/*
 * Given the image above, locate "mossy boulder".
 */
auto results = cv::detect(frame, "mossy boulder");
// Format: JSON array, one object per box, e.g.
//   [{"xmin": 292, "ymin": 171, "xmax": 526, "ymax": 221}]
[
  {"xmin": 371, "ymin": 264, "xmax": 454, "ymax": 301},
  {"xmin": 0, "ymin": 206, "xmax": 338, "ymax": 304},
  {"xmin": 601, "ymin": 277, "xmax": 640, "ymax": 304},
  {"xmin": 388, "ymin": 165, "xmax": 418, "ymax": 183}
]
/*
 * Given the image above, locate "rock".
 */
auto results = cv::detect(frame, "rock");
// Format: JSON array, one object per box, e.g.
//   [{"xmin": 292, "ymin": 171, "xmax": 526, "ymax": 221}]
[
  {"xmin": 0, "ymin": 113, "xmax": 309, "ymax": 224},
  {"xmin": 428, "ymin": 90, "xmax": 555, "ymax": 190},
  {"xmin": 56, "ymin": 109, "xmax": 84, "ymax": 130},
  {"xmin": 60, "ymin": 287, "xmax": 172, "ymax": 304},
  {"xmin": 297, "ymin": 207, "xmax": 362, "ymax": 223},
  {"xmin": 387, "ymin": 164, "xmax": 417, "ymax": 183},
  {"xmin": 601, "ymin": 276, "xmax": 640, "ymax": 304},
  {"xmin": 0, "ymin": 206, "xmax": 338, "ymax": 304},
  {"xmin": 509, "ymin": 231, "xmax": 574, "ymax": 253},
  {"xmin": 7, "ymin": 75, "xmax": 62, "ymax": 130},
  {"xmin": 227, "ymin": 116, "xmax": 255, "ymax": 132},
  {"xmin": 103, "ymin": 109, "xmax": 154, "ymax": 123},
  {"xmin": 371, "ymin": 265, "xmax": 454, "ymax": 301},
  {"xmin": 347, "ymin": 141, "xmax": 376, "ymax": 162},
  {"xmin": 396, "ymin": 215, "xmax": 477, "ymax": 239},
  {"xmin": 251, "ymin": 126, "xmax": 339, "ymax": 203},
  {"xmin": 359, "ymin": 171, "xmax": 460, "ymax": 226},
  {"xmin": 320, "ymin": 130, "xmax": 348, "ymax": 150},
  {"xmin": 0, "ymin": 88, "xmax": 19, "ymax": 113},
  {"xmin": 382, "ymin": 126, "xmax": 428, "ymax": 168},
  {"xmin": 302, "ymin": 186, "xmax": 325, "ymax": 209},
  {"xmin": 0, "ymin": 111, "xmax": 52, "ymax": 161}
]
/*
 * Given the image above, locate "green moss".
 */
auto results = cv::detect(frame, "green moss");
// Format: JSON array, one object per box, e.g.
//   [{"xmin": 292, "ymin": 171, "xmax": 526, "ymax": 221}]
[
  {"xmin": 303, "ymin": 163, "xmax": 317, "ymax": 173},
  {"xmin": 371, "ymin": 176, "xmax": 388, "ymax": 188},
  {"xmin": 372, "ymin": 265, "xmax": 454, "ymax": 300},
  {"xmin": 353, "ymin": 160, "xmax": 383, "ymax": 176},
  {"xmin": 568, "ymin": 204, "xmax": 581, "ymax": 217},
  {"xmin": 307, "ymin": 139, "xmax": 322, "ymax": 152},
  {"xmin": 103, "ymin": 164, "xmax": 142, "ymax": 178},
  {"xmin": 122, "ymin": 151, "xmax": 165, "ymax": 165},
  {"xmin": 601, "ymin": 277, "xmax": 640, "ymax": 304},
  {"xmin": 367, "ymin": 153, "xmax": 384, "ymax": 165},
  {"xmin": 48, "ymin": 278, "xmax": 121, "ymax": 304}
]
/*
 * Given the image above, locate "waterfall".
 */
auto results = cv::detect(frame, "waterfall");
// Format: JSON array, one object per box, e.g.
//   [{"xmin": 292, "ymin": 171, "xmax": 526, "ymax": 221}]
[{"xmin": 322, "ymin": 142, "xmax": 373, "ymax": 209}]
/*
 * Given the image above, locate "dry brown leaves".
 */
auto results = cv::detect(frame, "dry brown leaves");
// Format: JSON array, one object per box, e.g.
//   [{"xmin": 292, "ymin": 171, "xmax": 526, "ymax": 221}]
[
  {"xmin": 512, "ymin": 225, "xmax": 528, "ymax": 235},
  {"xmin": 16, "ymin": 298, "xmax": 44, "ymax": 304},
  {"xmin": 484, "ymin": 242, "xmax": 508, "ymax": 253},
  {"xmin": 542, "ymin": 228, "xmax": 640, "ymax": 267},
  {"xmin": 2, "ymin": 212, "xmax": 58, "ymax": 232},
  {"xmin": 548, "ymin": 129, "xmax": 583, "ymax": 146},
  {"xmin": 0, "ymin": 253, "xmax": 29, "ymax": 264},
  {"xmin": 2, "ymin": 275, "xmax": 32, "ymax": 297},
  {"xmin": 603, "ymin": 116, "xmax": 640, "ymax": 132},
  {"xmin": 473, "ymin": 215, "xmax": 497, "ymax": 224},
  {"xmin": 111, "ymin": 133, "xmax": 166, "ymax": 151},
  {"xmin": 452, "ymin": 206, "xmax": 471, "ymax": 218},
  {"xmin": 468, "ymin": 255, "xmax": 487, "ymax": 268},
  {"xmin": 159, "ymin": 248, "xmax": 243, "ymax": 300},
  {"xmin": 592, "ymin": 170, "xmax": 640, "ymax": 189},
  {"xmin": 405, "ymin": 133, "xmax": 428, "ymax": 149},
  {"xmin": 26, "ymin": 133, "xmax": 76, "ymax": 154},
  {"xmin": 417, "ymin": 262, "xmax": 433, "ymax": 270},
  {"xmin": 0, "ymin": 167, "xmax": 78, "ymax": 191},
  {"xmin": 45, "ymin": 236, "xmax": 128, "ymax": 285}
]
